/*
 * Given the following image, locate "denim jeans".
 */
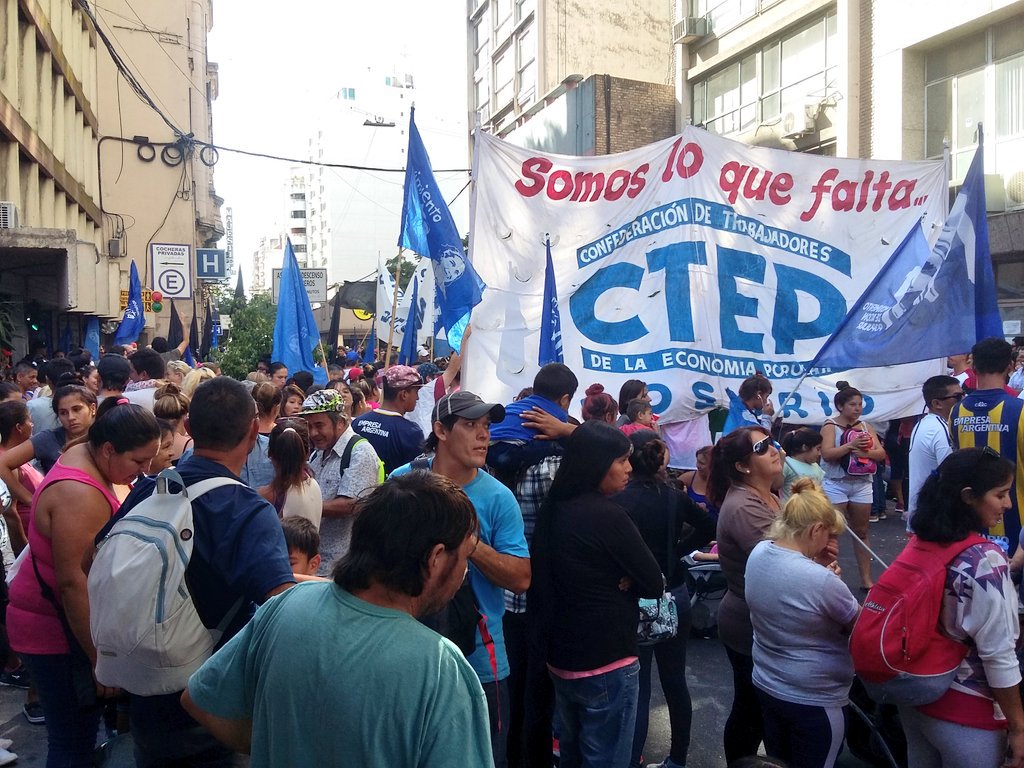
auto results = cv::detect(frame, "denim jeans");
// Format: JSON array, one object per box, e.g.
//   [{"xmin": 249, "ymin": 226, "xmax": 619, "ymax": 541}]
[
  {"xmin": 550, "ymin": 660, "xmax": 640, "ymax": 768},
  {"xmin": 484, "ymin": 677, "xmax": 511, "ymax": 768},
  {"xmin": 632, "ymin": 589, "xmax": 692, "ymax": 767},
  {"xmin": 21, "ymin": 652, "xmax": 103, "ymax": 768}
]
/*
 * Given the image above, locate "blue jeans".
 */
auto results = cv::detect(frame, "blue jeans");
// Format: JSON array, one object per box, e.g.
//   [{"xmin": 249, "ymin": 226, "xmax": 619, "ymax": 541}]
[
  {"xmin": 21, "ymin": 652, "xmax": 102, "ymax": 768},
  {"xmin": 550, "ymin": 660, "xmax": 640, "ymax": 768},
  {"xmin": 632, "ymin": 589, "xmax": 692, "ymax": 767}
]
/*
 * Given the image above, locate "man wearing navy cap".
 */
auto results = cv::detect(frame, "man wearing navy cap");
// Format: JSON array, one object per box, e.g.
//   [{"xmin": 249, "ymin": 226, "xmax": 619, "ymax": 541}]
[{"xmin": 391, "ymin": 391, "xmax": 530, "ymax": 768}]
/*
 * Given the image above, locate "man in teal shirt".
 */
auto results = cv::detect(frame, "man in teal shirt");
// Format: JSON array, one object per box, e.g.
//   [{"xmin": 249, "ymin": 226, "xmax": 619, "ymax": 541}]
[{"xmin": 182, "ymin": 472, "xmax": 493, "ymax": 768}]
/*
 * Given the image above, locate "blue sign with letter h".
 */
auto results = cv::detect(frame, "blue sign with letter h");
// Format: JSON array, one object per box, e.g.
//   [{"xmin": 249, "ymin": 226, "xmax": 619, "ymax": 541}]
[{"xmin": 196, "ymin": 249, "xmax": 226, "ymax": 279}]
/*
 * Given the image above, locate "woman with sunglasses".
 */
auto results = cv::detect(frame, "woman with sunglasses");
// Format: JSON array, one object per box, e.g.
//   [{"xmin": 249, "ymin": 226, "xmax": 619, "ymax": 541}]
[
  {"xmin": 820, "ymin": 382, "xmax": 886, "ymax": 591},
  {"xmin": 900, "ymin": 448, "xmax": 1024, "ymax": 768},
  {"xmin": 708, "ymin": 426, "xmax": 784, "ymax": 763},
  {"xmin": 906, "ymin": 375, "xmax": 961, "ymax": 527}
]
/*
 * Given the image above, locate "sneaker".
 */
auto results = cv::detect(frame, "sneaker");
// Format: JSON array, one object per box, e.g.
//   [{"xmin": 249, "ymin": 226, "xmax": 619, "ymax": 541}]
[
  {"xmin": 0, "ymin": 740, "xmax": 11, "ymax": 751},
  {"xmin": 22, "ymin": 701, "xmax": 44, "ymax": 725},
  {"xmin": 646, "ymin": 760, "xmax": 686, "ymax": 768},
  {"xmin": 878, "ymin": 510, "xmax": 888, "ymax": 520},
  {"xmin": 868, "ymin": 513, "xmax": 880, "ymax": 523},
  {"xmin": 0, "ymin": 746, "xmax": 16, "ymax": 766},
  {"xmin": 0, "ymin": 667, "xmax": 29, "ymax": 689}
]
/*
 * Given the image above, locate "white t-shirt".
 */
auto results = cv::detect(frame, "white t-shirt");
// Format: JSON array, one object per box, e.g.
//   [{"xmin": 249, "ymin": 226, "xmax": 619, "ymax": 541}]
[
  {"xmin": 281, "ymin": 476, "xmax": 324, "ymax": 530},
  {"xmin": 907, "ymin": 412, "xmax": 953, "ymax": 523}
]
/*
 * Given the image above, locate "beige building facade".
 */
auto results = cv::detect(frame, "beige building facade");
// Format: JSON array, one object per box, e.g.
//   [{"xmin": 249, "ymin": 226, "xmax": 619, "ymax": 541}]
[{"xmin": 0, "ymin": 0, "xmax": 221, "ymax": 359}]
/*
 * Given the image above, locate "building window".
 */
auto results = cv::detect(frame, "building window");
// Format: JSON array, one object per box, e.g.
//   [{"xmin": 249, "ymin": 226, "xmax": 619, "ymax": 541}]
[
  {"xmin": 475, "ymin": 77, "xmax": 491, "ymax": 122},
  {"xmin": 517, "ymin": 24, "xmax": 536, "ymax": 105},
  {"xmin": 290, "ymin": 193, "xmax": 304, "ymax": 201},
  {"xmin": 515, "ymin": 0, "xmax": 534, "ymax": 22},
  {"xmin": 340, "ymin": 87, "xmax": 356, "ymax": 100},
  {"xmin": 290, "ymin": 210, "xmax": 305, "ymax": 219},
  {"xmin": 494, "ymin": 45, "xmax": 515, "ymax": 109},
  {"xmin": 494, "ymin": 0, "xmax": 513, "ymax": 43},
  {"xmin": 691, "ymin": 11, "xmax": 836, "ymax": 137},
  {"xmin": 925, "ymin": 19, "xmax": 1024, "ymax": 201},
  {"xmin": 293, "ymin": 244, "xmax": 307, "ymax": 253}
]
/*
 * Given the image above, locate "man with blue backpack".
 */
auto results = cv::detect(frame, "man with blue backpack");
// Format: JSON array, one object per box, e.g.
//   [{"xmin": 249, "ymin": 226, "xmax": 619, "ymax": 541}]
[{"xmin": 89, "ymin": 377, "xmax": 295, "ymax": 767}]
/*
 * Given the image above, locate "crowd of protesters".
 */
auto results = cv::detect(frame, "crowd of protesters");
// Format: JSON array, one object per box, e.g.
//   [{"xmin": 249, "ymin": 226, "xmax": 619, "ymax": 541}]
[{"xmin": 0, "ymin": 332, "xmax": 1022, "ymax": 768}]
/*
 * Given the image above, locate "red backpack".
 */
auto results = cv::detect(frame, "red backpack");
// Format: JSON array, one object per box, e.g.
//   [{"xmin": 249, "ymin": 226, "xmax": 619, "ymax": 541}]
[{"xmin": 849, "ymin": 533, "xmax": 987, "ymax": 706}]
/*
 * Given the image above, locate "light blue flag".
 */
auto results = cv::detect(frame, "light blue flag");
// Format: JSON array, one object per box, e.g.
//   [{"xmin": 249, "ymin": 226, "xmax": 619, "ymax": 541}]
[
  {"xmin": 538, "ymin": 238, "xmax": 563, "ymax": 364},
  {"xmin": 811, "ymin": 142, "xmax": 1000, "ymax": 371},
  {"xmin": 114, "ymin": 261, "xmax": 145, "ymax": 344},
  {"xmin": 397, "ymin": 274, "xmax": 422, "ymax": 366},
  {"xmin": 84, "ymin": 317, "xmax": 100, "ymax": 361},
  {"xmin": 398, "ymin": 108, "xmax": 484, "ymax": 351},
  {"xmin": 59, "ymin": 320, "xmax": 73, "ymax": 355},
  {"xmin": 272, "ymin": 239, "xmax": 327, "ymax": 385}
]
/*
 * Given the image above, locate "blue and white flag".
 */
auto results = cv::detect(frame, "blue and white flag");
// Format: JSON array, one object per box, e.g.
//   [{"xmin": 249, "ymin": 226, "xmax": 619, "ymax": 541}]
[
  {"xmin": 84, "ymin": 317, "xmax": 100, "ymax": 361},
  {"xmin": 272, "ymin": 239, "xmax": 327, "ymax": 385},
  {"xmin": 538, "ymin": 238, "xmax": 563, "ymax": 364},
  {"xmin": 398, "ymin": 108, "xmax": 484, "ymax": 352},
  {"xmin": 397, "ymin": 273, "xmax": 422, "ymax": 366},
  {"xmin": 114, "ymin": 261, "xmax": 145, "ymax": 344},
  {"xmin": 811, "ymin": 142, "xmax": 1001, "ymax": 372}
]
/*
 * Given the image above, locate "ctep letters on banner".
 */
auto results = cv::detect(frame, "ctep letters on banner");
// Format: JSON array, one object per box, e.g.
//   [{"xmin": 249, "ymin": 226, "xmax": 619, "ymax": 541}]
[{"xmin": 464, "ymin": 127, "xmax": 950, "ymax": 425}]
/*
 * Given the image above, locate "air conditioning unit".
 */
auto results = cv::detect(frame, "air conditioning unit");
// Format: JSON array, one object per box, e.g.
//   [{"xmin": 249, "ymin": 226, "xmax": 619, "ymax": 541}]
[
  {"xmin": 673, "ymin": 17, "xmax": 709, "ymax": 44},
  {"xmin": 0, "ymin": 202, "xmax": 19, "ymax": 229},
  {"xmin": 780, "ymin": 100, "xmax": 819, "ymax": 139}
]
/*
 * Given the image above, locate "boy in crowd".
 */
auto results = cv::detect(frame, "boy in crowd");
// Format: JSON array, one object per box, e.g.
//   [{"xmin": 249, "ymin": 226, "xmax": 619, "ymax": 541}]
[
  {"xmin": 621, "ymin": 398, "xmax": 658, "ymax": 436},
  {"xmin": 283, "ymin": 517, "xmax": 321, "ymax": 577}
]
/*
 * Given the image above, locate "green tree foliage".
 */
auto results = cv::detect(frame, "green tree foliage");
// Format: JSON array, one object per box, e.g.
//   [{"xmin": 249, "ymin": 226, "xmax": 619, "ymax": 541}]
[
  {"xmin": 385, "ymin": 254, "xmax": 416, "ymax": 291},
  {"xmin": 217, "ymin": 293, "xmax": 276, "ymax": 379}
]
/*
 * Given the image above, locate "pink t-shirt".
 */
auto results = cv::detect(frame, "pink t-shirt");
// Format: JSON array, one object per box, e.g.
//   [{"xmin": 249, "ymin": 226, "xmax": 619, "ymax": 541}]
[{"xmin": 7, "ymin": 459, "xmax": 121, "ymax": 655}]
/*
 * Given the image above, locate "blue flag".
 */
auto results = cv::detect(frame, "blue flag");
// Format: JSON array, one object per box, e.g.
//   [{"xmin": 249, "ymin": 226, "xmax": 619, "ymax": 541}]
[
  {"xmin": 539, "ymin": 238, "xmax": 563, "ymax": 364},
  {"xmin": 84, "ymin": 317, "xmax": 100, "ymax": 361},
  {"xmin": 272, "ymin": 239, "xmax": 327, "ymax": 385},
  {"xmin": 397, "ymin": 274, "xmax": 422, "ymax": 366},
  {"xmin": 362, "ymin": 323, "xmax": 376, "ymax": 364},
  {"xmin": 398, "ymin": 108, "xmax": 484, "ymax": 351},
  {"xmin": 114, "ymin": 261, "xmax": 145, "ymax": 344},
  {"xmin": 811, "ymin": 142, "xmax": 1000, "ymax": 372},
  {"xmin": 59, "ymin": 319, "xmax": 73, "ymax": 355}
]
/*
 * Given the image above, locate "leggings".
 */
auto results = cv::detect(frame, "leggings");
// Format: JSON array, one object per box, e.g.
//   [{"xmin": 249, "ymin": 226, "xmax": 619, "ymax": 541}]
[
  {"xmin": 723, "ymin": 646, "xmax": 764, "ymax": 762},
  {"xmin": 899, "ymin": 706, "xmax": 1007, "ymax": 768},
  {"xmin": 757, "ymin": 688, "xmax": 846, "ymax": 768}
]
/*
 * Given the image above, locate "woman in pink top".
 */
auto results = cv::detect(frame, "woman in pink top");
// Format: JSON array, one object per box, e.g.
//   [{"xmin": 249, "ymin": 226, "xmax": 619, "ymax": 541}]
[{"xmin": 8, "ymin": 399, "xmax": 160, "ymax": 768}]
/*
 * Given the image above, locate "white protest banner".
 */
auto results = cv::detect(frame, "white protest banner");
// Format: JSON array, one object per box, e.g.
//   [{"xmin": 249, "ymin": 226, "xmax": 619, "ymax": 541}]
[
  {"xmin": 465, "ymin": 127, "xmax": 949, "ymax": 424},
  {"xmin": 375, "ymin": 256, "xmax": 438, "ymax": 351}
]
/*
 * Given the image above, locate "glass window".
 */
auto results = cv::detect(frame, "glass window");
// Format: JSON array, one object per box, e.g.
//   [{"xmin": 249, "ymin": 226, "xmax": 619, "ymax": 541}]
[
  {"xmin": 996, "ymin": 54, "xmax": 1024, "ymax": 138},
  {"xmin": 495, "ymin": 46, "xmax": 514, "ymax": 106},
  {"xmin": 781, "ymin": 18, "xmax": 825, "ymax": 88},
  {"xmin": 762, "ymin": 41, "xmax": 780, "ymax": 93},
  {"xmin": 515, "ymin": 0, "xmax": 534, "ymax": 22},
  {"xmin": 955, "ymin": 68, "xmax": 985, "ymax": 148},
  {"xmin": 925, "ymin": 79, "xmax": 952, "ymax": 157}
]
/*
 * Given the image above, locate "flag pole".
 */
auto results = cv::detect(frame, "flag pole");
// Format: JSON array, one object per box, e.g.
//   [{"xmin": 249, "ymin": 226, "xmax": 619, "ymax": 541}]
[{"xmin": 384, "ymin": 249, "xmax": 403, "ymax": 368}]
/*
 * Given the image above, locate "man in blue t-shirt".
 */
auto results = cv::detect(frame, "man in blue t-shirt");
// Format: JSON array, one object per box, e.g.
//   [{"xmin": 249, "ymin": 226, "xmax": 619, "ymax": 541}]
[
  {"xmin": 392, "ymin": 391, "xmax": 531, "ymax": 768},
  {"xmin": 97, "ymin": 377, "xmax": 295, "ymax": 767},
  {"xmin": 352, "ymin": 364, "xmax": 425, "ymax": 475}
]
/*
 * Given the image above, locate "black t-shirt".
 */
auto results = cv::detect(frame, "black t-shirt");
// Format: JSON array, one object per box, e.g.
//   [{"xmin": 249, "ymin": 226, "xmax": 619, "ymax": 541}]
[{"xmin": 351, "ymin": 410, "xmax": 424, "ymax": 476}]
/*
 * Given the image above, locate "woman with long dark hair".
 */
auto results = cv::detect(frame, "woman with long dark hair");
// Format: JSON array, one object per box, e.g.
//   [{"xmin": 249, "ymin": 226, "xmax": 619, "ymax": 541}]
[
  {"xmin": 612, "ymin": 431, "xmax": 716, "ymax": 768},
  {"xmin": 709, "ymin": 426, "xmax": 785, "ymax": 762},
  {"xmin": 7, "ymin": 399, "xmax": 160, "ymax": 767},
  {"xmin": 899, "ymin": 448, "xmax": 1024, "ymax": 768},
  {"xmin": 530, "ymin": 420, "xmax": 663, "ymax": 768},
  {"xmin": 260, "ymin": 418, "xmax": 323, "ymax": 529}
]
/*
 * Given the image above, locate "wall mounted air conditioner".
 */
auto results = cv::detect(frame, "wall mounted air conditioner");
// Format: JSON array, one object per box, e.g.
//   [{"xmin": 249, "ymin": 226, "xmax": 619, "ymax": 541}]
[
  {"xmin": 673, "ymin": 17, "xmax": 709, "ymax": 44},
  {"xmin": 780, "ymin": 100, "xmax": 819, "ymax": 139},
  {"xmin": 0, "ymin": 202, "xmax": 19, "ymax": 229}
]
